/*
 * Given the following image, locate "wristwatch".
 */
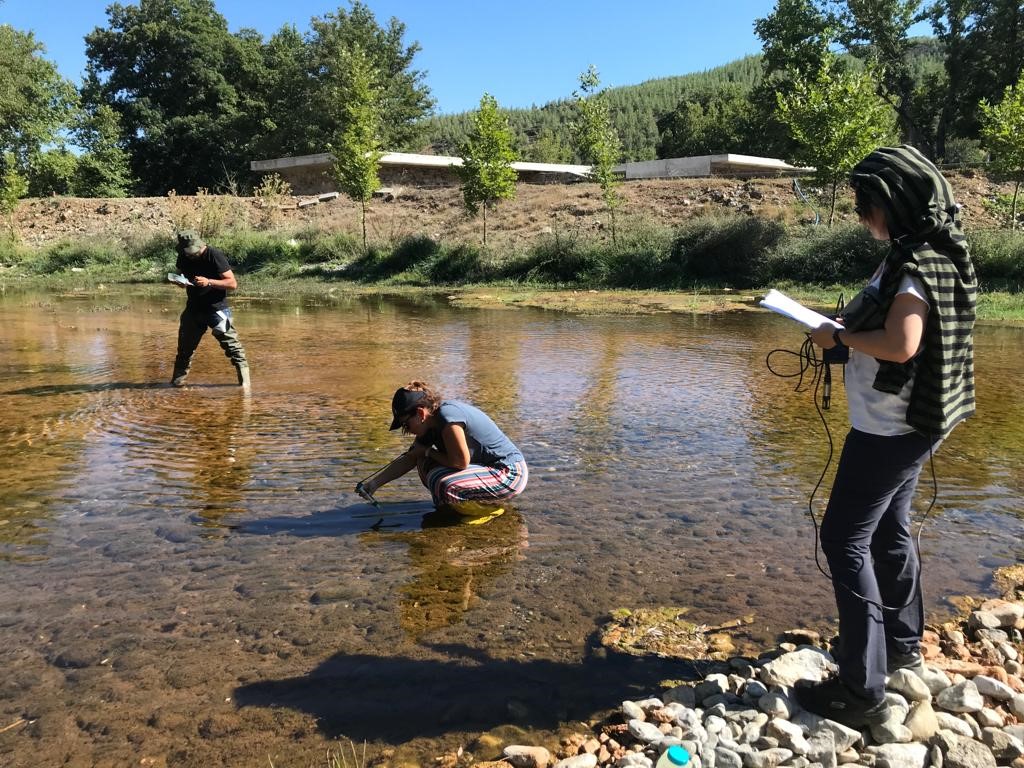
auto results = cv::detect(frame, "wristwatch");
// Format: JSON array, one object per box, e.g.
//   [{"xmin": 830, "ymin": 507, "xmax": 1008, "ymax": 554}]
[{"xmin": 833, "ymin": 328, "xmax": 845, "ymax": 347}]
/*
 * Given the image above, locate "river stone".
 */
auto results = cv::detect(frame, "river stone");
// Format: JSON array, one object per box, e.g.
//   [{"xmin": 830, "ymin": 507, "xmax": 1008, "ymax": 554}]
[
  {"xmin": 865, "ymin": 742, "xmax": 928, "ymax": 768},
  {"xmin": 919, "ymin": 667, "xmax": 953, "ymax": 697},
  {"xmin": 936, "ymin": 681, "xmax": 984, "ymax": 713},
  {"xmin": 758, "ymin": 649, "xmax": 834, "ymax": 687},
  {"xmin": 931, "ymin": 745, "xmax": 944, "ymax": 768},
  {"xmin": 616, "ymin": 753, "xmax": 653, "ymax": 768},
  {"xmin": 888, "ymin": 669, "xmax": 933, "ymax": 702},
  {"xmin": 717, "ymin": 747, "xmax": 745, "ymax": 768},
  {"xmin": 744, "ymin": 681, "xmax": 769, "ymax": 701},
  {"xmin": 885, "ymin": 692, "xmax": 911, "ymax": 723},
  {"xmin": 981, "ymin": 727, "xmax": 1024, "ymax": 761},
  {"xmin": 624, "ymin": 700, "xmax": 646, "ymax": 720},
  {"xmin": 933, "ymin": 732, "xmax": 996, "ymax": 768},
  {"xmin": 1010, "ymin": 694, "xmax": 1024, "ymax": 720},
  {"xmin": 935, "ymin": 714, "xmax": 974, "ymax": 738},
  {"xmin": 978, "ymin": 599, "xmax": 1024, "ymax": 627},
  {"xmin": 637, "ymin": 697, "xmax": 665, "ymax": 712},
  {"xmin": 758, "ymin": 693, "xmax": 794, "ymax": 719},
  {"xmin": 804, "ymin": 729, "xmax": 838, "ymax": 768},
  {"xmin": 873, "ymin": 718, "xmax": 915, "ymax": 745},
  {"xmin": 1006, "ymin": 725, "xmax": 1024, "ymax": 744},
  {"xmin": 742, "ymin": 748, "xmax": 793, "ymax": 768},
  {"xmin": 664, "ymin": 685, "xmax": 698, "ymax": 708},
  {"xmin": 1000, "ymin": 643, "xmax": 1019, "ymax": 663},
  {"xmin": 973, "ymin": 675, "xmax": 1015, "ymax": 701},
  {"xmin": 554, "ymin": 755, "xmax": 598, "ymax": 768},
  {"xmin": 794, "ymin": 714, "xmax": 861, "ymax": 753},
  {"xmin": 504, "ymin": 745, "xmax": 552, "ymax": 768},
  {"xmin": 974, "ymin": 708, "xmax": 1001, "ymax": 728},
  {"xmin": 968, "ymin": 611, "xmax": 1002, "ymax": 631},
  {"xmin": 629, "ymin": 718, "xmax": 666, "ymax": 743},
  {"xmin": 767, "ymin": 718, "xmax": 810, "ymax": 755},
  {"xmin": 903, "ymin": 700, "xmax": 938, "ymax": 742}
]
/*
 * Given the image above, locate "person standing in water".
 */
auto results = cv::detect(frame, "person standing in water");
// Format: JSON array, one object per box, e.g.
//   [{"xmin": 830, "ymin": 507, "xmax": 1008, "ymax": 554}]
[
  {"xmin": 356, "ymin": 381, "xmax": 528, "ymax": 515},
  {"xmin": 169, "ymin": 230, "xmax": 250, "ymax": 388}
]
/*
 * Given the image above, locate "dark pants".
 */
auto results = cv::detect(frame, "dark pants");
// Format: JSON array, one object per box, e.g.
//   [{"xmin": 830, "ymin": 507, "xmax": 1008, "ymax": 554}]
[
  {"xmin": 173, "ymin": 306, "xmax": 247, "ymax": 376},
  {"xmin": 820, "ymin": 428, "xmax": 938, "ymax": 702}
]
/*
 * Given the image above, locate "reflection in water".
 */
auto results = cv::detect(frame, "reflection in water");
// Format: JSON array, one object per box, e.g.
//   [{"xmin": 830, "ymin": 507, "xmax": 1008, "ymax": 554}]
[{"xmin": 0, "ymin": 291, "xmax": 1022, "ymax": 767}]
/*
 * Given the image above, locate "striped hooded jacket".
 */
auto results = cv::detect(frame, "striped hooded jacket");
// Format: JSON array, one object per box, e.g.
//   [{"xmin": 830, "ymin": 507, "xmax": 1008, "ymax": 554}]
[{"xmin": 846, "ymin": 145, "xmax": 976, "ymax": 437}]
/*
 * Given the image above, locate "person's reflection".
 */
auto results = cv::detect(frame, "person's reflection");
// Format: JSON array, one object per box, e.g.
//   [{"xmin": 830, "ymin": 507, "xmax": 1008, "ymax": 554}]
[
  {"xmin": 182, "ymin": 392, "xmax": 256, "ymax": 531},
  {"xmin": 367, "ymin": 509, "xmax": 528, "ymax": 641}
]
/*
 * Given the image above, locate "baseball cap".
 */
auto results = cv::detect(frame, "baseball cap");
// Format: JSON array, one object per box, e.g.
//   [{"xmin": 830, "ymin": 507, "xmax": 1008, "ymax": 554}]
[
  {"xmin": 390, "ymin": 388, "xmax": 427, "ymax": 430},
  {"xmin": 176, "ymin": 230, "xmax": 206, "ymax": 256}
]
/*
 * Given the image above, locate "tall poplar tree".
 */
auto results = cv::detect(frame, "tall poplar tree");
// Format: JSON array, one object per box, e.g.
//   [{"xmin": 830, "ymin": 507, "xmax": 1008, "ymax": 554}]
[
  {"xmin": 980, "ymin": 72, "xmax": 1024, "ymax": 229},
  {"xmin": 572, "ymin": 66, "xmax": 623, "ymax": 244},
  {"xmin": 329, "ymin": 45, "xmax": 383, "ymax": 251},
  {"xmin": 457, "ymin": 93, "xmax": 517, "ymax": 247},
  {"xmin": 776, "ymin": 53, "xmax": 896, "ymax": 225}
]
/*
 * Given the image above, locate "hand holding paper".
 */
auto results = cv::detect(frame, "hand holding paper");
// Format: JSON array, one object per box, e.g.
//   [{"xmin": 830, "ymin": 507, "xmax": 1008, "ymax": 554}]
[{"xmin": 759, "ymin": 289, "xmax": 842, "ymax": 330}]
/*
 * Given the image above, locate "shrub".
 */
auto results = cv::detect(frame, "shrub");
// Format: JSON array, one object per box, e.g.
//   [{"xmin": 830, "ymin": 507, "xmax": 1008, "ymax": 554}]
[{"xmin": 671, "ymin": 215, "xmax": 786, "ymax": 287}]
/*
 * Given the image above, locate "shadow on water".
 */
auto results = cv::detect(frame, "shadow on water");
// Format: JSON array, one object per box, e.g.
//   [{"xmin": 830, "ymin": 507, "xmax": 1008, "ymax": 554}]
[
  {"xmin": 232, "ymin": 645, "xmax": 703, "ymax": 744},
  {"xmin": 6, "ymin": 381, "xmax": 169, "ymax": 396},
  {"xmin": 233, "ymin": 501, "xmax": 438, "ymax": 535}
]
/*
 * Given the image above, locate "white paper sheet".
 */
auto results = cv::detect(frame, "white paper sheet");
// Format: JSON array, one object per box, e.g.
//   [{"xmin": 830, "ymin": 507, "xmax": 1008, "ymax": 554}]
[
  {"xmin": 167, "ymin": 273, "xmax": 193, "ymax": 286},
  {"xmin": 759, "ymin": 289, "xmax": 842, "ymax": 330}
]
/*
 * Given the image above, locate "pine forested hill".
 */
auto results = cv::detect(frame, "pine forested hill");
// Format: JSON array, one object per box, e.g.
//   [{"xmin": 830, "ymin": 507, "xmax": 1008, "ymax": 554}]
[
  {"xmin": 422, "ymin": 41, "xmax": 944, "ymax": 164},
  {"xmin": 422, "ymin": 55, "xmax": 765, "ymax": 163}
]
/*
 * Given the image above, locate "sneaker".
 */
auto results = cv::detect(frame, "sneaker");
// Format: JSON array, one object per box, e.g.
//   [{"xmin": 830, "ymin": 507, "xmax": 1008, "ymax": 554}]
[
  {"xmin": 794, "ymin": 677, "xmax": 890, "ymax": 729},
  {"xmin": 171, "ymin": 373, "xmax": 188, "ymax": 387},
  {"xmin": 886, "ymin": 649, "xmax": 924, "ymax": 675}
]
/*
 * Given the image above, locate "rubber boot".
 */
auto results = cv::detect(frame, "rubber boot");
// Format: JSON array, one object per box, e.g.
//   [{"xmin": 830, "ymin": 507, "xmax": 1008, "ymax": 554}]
[{"xmin": 235, "ymin": 363, "xmax": 251, "ymax": 388}]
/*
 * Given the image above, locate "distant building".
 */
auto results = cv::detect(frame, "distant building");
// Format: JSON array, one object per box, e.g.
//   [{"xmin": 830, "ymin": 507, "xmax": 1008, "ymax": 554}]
[
  {"xmin": 250, "ymin": 151, "xmax": 591, "ymax": 194},
  {"xmin": 250, "ymin": 151, "xmax": 809, "ymax": 195},
  {"xmin": 614, "ymin": 154, "xmax": 809, "ymax": 180}
]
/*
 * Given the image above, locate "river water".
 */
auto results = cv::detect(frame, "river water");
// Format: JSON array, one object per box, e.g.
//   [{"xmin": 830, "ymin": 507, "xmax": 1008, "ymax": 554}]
[{"xmin": 1, "ymin": 289, "xmax": 1021, "ymax": 767}]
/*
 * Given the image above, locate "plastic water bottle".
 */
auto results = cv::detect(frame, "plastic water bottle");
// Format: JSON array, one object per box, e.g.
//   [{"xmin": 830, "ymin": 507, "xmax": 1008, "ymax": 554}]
[{"xmin": 655, "ymin": 745, "xmax": 691, "ymax": 768}]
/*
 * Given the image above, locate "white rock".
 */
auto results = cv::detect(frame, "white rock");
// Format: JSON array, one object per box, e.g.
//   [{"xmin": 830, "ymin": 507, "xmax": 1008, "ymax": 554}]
[
  {"xmin": 978, "ymin": 599, "xmax": 1024, "ymax": 627},
  {"xmin": 716, "ymin": 747, "xmax": 744, "ymax": 768},
  {"xmin": 1010, "ymin": 693, "xmax": 1024, "ymax": 720},
  {"xmin": 758, "ymin": 649, "xmax": 834, "ymax": 688},
  {"xmin": 758, "ymin": 693, "xmax": 794, "ymax": 719},
  {"xmin": 741, "ymin": 748, "xmax": 793, "ymax": 768},
  {"xmin": 935, "ymin": 681, "xmax": 984, "ymax": 713},
  {"xmin": 870, "ymin": 719, "xmax": 914, "ymax": 745},
  {"xmin": 980, "ymin": 727, "xmax": 1024, "ymax": 761},
  {"xmin": 905, "ymin": 700, "xmax": 939, "ymax": 741},
  {"xmin": 629, "ymin": 719, "xmax": 665, "ymax": 743},
  {"xmin": 974, "ymin": 708, "xmax": 1002, "ymax": 728},
  {"xmin": 554, "ymin": 755, "xmax": 599, "ymax": 768},
  {"xmin": 972, "ymin": 675, "xmax": 1014, "ymax": 701},
  {"xmin": 865, "ymin": 742, "xmax": 928, "ymax": 768},
  {"xmin": 885, "ymin": 691, "xmax": 911, "ymax": 723},
  {"xmin": 918, "ymin": 667, "xmax": 952, "ymax": 697},
  {"xmin": 624, "ymin": 701, "xmax": 646, "ymax": 720},
  {"xmin": 616, "ymin": 753, "xmax": 653, "ymax": 768},
  {"xmin": 935, "ymin": 714, "xmax": 974, "ymax": 738},
  {"xmin": 887, "ymin": 669, "xmax": 932, "ymax": 702},
  {"xmin": 637, "ymin": 697, "xmax": 666, "ymax": 712},
  {"xmin": 505, "ymin": 745, "xmax": 553, "ymax": 768},
  {"xmin": 999, "ymin": 643, "xmax": 1018, "ymax": 662}
]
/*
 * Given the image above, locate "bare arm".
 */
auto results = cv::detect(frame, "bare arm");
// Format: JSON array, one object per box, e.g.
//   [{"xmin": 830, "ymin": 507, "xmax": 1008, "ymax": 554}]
[
  {"xmin": 361, "ymin": 443, "xmax": 428, "ymax": 493},
  {"xmin": 427, "ymin": 423, "xmax": 471, "ymax": 470},
  {"xmin": 810, "ymin": 292, "xmax": 928, "ymax": 364},
  {"xmin": 193, "ymin": 269, "xmax": 238, "ymax": 291}
]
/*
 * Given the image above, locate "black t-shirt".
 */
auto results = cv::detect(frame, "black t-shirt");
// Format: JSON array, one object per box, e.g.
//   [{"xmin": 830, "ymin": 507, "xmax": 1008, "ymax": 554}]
[{"xmin": 176, "ymin": 246, "xmax": 232, "ymax": 311}]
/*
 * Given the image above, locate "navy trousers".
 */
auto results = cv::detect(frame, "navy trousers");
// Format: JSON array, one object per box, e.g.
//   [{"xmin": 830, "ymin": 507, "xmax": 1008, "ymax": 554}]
[{"xmin": 820, "ymin": 428, "xmax": 938, "ymax": 703}]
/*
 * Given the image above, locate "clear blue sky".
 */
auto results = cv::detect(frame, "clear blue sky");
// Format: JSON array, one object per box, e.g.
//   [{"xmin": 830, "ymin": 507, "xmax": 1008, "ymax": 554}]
[{"xmin": 2, "ymin": 0, "xmax": 780, "ymax": 115}]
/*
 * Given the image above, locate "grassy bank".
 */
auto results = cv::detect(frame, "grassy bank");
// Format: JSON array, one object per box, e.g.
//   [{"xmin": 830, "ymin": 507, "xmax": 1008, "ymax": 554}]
[{"xmin": 2, "ymin": 216, "xmax": 1022, "ymax": 321}]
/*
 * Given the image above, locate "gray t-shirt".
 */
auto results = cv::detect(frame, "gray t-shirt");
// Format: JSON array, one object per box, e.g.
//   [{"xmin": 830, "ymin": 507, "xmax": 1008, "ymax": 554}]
[{"xmin": 417, "ymin": 400, "xmax": 524, "ymax": 467}]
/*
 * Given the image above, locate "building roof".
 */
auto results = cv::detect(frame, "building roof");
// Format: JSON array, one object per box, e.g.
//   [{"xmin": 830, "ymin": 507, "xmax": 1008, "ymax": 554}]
[{"xmin": 250, "ymin": 151, "xmax": 592, "ymax": 177}]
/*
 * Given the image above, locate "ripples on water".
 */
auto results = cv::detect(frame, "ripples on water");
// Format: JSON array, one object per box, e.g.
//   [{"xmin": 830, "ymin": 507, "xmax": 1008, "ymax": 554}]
[{"xmin": 0, "ymin": 291, "xmax": 1021, "ymax": 766}]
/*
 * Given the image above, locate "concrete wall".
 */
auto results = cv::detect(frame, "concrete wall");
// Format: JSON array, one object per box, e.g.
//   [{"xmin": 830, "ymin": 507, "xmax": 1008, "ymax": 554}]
[{"xmin": 618, "ymin": 157, "xmax": 713, "ymax": 180}]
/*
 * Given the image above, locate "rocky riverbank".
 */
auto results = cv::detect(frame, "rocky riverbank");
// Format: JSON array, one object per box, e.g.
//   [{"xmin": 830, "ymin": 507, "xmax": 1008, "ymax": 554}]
[{"xmin": 479, "ymin": 566, "xmax": 1024, "ymax": 768}]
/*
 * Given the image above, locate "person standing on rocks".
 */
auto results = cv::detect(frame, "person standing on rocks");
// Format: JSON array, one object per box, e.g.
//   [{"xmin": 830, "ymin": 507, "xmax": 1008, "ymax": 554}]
[
  {"xmin": 799, "ymin": 145, "xmax": 977, "ymax": 727},
  {"xmin": 169, "ymin": 230, "xmax": 250, "ymax": 388}
]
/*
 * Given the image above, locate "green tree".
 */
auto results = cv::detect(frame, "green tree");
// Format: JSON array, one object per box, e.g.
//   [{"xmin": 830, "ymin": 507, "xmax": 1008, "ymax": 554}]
[
  {"xmin": 980, "ymin": 72, "xmax": 1024, "ymax": 229},
  {"xmin": 303, "ymin": 2, "xmax": 434, "ymax": 154},
  {"xmin": 0, "ymin": 25, "xmax": 77, "ymax": 185},
  {"xmin": 329, "ymin": 46, "xmax": 383, "ymax": 251},
  {"xmin": 73, "ymin": 104, "xmax": 134, "ymax": 197},
  {"xmin": 776, "ymin": 53, "xmax": 896, "ymax": 225},
  {"xmin": 656, "ymin": 83, "xmax": 760, "ymax": 157},
  {"xmin": 572, "ymin": 66, "xmax": 623, "ymax": 244},
  {"xmin": 457, "ymin": 93, "xmax": 517, "ymax": 246},
  {"xmin": 83, "ymin": 0, "xmax": 255, "ymax": 194},
  {"xmin": 27, "ymin": 147, "xmax": 78, "ymax": 197}
]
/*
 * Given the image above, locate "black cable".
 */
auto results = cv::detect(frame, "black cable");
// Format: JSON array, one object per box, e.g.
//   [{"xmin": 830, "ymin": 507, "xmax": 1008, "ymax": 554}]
[{"xmin": 765, "ymin": 338, "xmax": 938, "ymax": 612}]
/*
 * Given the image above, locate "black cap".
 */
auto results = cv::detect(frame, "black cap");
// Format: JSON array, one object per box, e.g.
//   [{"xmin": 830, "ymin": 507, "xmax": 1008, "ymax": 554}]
[{"xmin": 390, "ymin": 388, "xmax": 427, "ymax": 430}]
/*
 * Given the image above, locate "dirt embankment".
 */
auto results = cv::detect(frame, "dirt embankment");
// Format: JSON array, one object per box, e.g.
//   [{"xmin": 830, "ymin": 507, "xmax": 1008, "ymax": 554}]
[{"xmin": 9, "ymin": 172, "xmax": 1011, "ymax": 250}]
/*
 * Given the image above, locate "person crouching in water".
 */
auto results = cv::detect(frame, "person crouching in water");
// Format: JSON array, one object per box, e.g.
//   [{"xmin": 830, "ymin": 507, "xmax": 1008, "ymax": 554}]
[
  {"xmin": 356, "ymin": 381, "xmax": 528, "ymax": 516},
  {"xmin": 797, "ymin": 145, "xmax": 976, "ymax": 729}
]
